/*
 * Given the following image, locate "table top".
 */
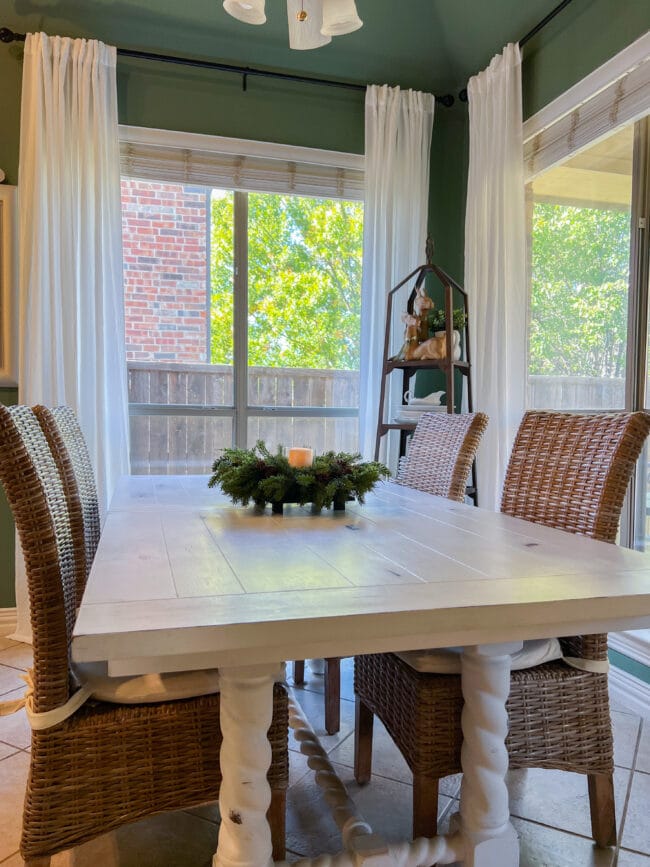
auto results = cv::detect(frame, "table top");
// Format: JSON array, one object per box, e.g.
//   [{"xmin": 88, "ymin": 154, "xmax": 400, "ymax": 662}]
[{"xmin": 72, "ymin": 475, "xmax": 650, "ymax": 673}]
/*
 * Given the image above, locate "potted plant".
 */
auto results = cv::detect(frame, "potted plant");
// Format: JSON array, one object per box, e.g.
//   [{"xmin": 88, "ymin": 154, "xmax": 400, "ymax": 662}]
[{"xmin": 427, "ymin": 307, "xmax": 467, "ymax": 361}]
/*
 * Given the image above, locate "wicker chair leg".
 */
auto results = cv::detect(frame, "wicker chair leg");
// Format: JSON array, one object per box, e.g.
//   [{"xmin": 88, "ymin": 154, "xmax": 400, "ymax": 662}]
[
  {"xmin": 588, "ymin": 773, "xmax": 617, "ymax": 847},
  {"xmin": 269, "ymin": 787, "xmax": 286, "ymax": 861},
  {"xmin": 324, "ymin": 657, "xmax": 341, "ymax": 734},
  {"xmin": 293, "ymin": 660, "xmax": 305, "ymax": 685},
  {"xmin": 354, "ymin": 696, "xmax": 374, "ymax": 784},
  {"xmin": 24, "ymin": 858, "xmax": 52, "ymax": 866},
  {"xmin": 413, "ymin": 775, "xmax": 438, "ymax": 840}
]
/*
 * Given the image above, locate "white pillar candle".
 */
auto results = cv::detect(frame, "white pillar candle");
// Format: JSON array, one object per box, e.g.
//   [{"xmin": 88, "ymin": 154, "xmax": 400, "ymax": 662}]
[{"xmin": 288, "ymin": 447, "xmax": 314, "ymax": 468}]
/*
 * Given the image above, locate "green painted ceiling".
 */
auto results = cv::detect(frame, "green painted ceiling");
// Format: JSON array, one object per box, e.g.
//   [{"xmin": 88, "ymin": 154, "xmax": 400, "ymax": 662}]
[{"xmin": 6, "ymin": 0, "xmax": 566, "ymax": 94}]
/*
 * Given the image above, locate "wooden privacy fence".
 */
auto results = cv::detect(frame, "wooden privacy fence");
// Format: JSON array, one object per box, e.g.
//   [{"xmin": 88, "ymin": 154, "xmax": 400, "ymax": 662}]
[
  {"xmin": 528, "ymin": 375, "xmax": 625, "ymax": 410},
  {"xmin": 128, "ymin": 362, "xmax": 360, "ymax": 474},
  {"xmin": 127, "ymin": 367, "xmax": 625, "ymax": 474}
]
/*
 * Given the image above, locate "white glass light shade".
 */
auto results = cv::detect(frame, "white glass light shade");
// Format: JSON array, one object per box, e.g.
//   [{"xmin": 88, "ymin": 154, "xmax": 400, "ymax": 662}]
[
  {"xmin": 287, "ymin": 0, "xmax": 331, "ymax": 50},
  {"xmin": 223, "ymin": 0, "xmax": 266, "ymax": 25},
  {"xmin": 321, "ymin": 0, "xmax": 363, "ymax": 36}
]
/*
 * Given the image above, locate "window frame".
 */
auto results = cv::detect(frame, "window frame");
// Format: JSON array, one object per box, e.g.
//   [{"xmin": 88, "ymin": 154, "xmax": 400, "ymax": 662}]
[{"xmin": 120, "ymin": 127, "xmax": 365, "ymax": 454}]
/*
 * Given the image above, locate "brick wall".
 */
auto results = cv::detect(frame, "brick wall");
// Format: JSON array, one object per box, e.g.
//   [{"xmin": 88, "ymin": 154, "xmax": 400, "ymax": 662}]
[{"xmin": 121, "ymin": 179, "xmax": 209, "ymax": 362}]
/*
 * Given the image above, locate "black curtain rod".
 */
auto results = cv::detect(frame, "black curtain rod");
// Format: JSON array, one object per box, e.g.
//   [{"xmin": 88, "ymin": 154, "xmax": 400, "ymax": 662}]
[
  {"xmin": 0, "ymin": 26, "xmax": 455, "ymax": 107},
  {"xmin": 458, "ymin": 0, "xmax": 576, "ymax": 102}
]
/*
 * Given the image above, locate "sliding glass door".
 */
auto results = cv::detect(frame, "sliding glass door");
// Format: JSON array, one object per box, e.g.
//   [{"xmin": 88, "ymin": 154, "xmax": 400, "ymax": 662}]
[
  {"xmin": 528, "ymin": 124, "xmax": 634, "ymax": 411},
  {"xmin": 527, "ymin": 116, "xmax": 650, "ymax": 548}
]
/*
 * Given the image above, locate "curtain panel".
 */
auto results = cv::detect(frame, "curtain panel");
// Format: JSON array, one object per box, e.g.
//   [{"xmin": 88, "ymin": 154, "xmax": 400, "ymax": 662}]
[
  {"xmin": 465, "ymin": 43, "xmax": 527, "ymax": 510},
  {"xmin": 359, "ymin": 85, "xmax": 435, "ymax": 461},
  {"xmin": 12, "ymin": 33, "xmax": 129, "ymax": 642}
]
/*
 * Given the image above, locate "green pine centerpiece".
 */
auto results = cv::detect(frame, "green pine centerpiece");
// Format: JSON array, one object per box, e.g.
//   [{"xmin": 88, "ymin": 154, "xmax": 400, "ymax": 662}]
[{"xmin": 208, "ymin": 441, "xmax": 390, "ymax": 513}]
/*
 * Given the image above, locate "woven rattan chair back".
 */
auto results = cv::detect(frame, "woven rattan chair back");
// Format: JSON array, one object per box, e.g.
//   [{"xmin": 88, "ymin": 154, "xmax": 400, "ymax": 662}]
[
  {"xmin": 0, "ymin": 405, "xmax": 83, "ymax": 714},
  {"xmin": 34, "ymin": 405, "xmax": 100, "ymax": 589},
  {"xmin": 501, "ymin": 411, "xmax": 650, "ymax": 543},
  {"xmin": 395, "ymin": 411, "xmax": 489, "ymax": 502}
]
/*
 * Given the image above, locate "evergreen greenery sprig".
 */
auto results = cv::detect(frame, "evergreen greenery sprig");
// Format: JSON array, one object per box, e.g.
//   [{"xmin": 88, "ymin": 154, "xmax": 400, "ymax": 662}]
[{"xmin": 208, "ymin": 441, "xmax": 390, "ymax": 511}]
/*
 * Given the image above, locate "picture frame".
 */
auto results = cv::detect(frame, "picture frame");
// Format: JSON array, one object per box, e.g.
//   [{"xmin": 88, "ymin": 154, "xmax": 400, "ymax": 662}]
[{"xmin": 0, "ymin": 185, "xmax": 17, "ymax": 387}]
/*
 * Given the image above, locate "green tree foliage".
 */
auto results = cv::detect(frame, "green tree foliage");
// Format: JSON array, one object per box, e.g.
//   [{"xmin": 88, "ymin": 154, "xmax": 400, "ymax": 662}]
[
  {"xmin": 530, "ymin": 202, "xmax": 630, "ymax": 377},
  {"xmin": 210, "ymin": 192, "xmax": 363, "ymax": 369}
]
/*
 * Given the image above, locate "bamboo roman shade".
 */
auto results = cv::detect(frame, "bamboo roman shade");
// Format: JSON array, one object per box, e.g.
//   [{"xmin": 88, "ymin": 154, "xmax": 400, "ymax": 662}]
[
  {"xmin": 119, "ymin": 127, "xmax": 364, "ymax": 200},
  {"xmin": 524, "ymin": 51, "xmax": 650, "ymax": 181}
]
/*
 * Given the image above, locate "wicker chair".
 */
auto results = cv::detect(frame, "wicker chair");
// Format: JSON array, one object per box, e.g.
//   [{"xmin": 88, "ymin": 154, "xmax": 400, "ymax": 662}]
[
  {"xmin": 354, "ymin": 410, "xmax": 650, "ymax": 845},
  {"xmin": 0, "ymin": 405, "xmax": 289, "ymax": 865},
  {"xmin": 293, "ymin": 412, "xmax": 488, "ymax": 734},
  {"xmin": 34, "ymin": 404, "xmax": 101, "ymax": 582},
  {"xmin": 395, "ymin": 411, "xmax": 489, "ymax": 500}
]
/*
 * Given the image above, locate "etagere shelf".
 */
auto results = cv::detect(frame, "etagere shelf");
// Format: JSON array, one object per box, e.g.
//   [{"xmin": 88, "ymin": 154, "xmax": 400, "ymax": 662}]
[{"xmin": 374, "ymin": 261, "xmax": 478, "ymax": 503}]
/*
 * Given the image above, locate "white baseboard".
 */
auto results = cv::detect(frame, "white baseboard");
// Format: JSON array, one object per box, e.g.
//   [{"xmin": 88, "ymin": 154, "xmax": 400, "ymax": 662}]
[
  {"xmin": 609, "ymin": 665, "xmax": 650, "ymax": 719},
  {"xmin": 0, "ymin": 607, "xmax": 17, "ymax": 632},
  {"xmin": 609, "ymin": 630, "xmax": 650, "ymax": 666}
]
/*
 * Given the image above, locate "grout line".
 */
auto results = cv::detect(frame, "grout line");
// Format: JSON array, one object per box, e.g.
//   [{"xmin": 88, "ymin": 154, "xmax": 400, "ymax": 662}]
[
  {"xmin": 617, "ymin": 844, "xmax": 650, "ymax": 858},
  {"xmin": 0, "ymin": 852, "xmax": 20, "ymax": 864},
  {"xmin": 179, "ymin": 808, "xmax": 220, "ymax": 829},
  {"xmin": 616, "ymin": 717, "xmax": 645, "ymax": 856},
  {"xmin": 509, "ymin": 813, "xmax": 606, "ymax": 843},
  {"xmin": 0, "ymin": 743, "xmax": 20, "ymax": 760}
]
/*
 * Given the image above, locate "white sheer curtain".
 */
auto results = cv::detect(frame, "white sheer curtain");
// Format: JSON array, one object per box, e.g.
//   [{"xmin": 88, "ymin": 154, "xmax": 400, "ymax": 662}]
[
  {"xmin": 465, "ymin": 43, "xmax": 527, "ymax": 510},
  {"xmin": 11, "ymin": 33, "xmax": 129, "ymax": 642},
  {"xmin": 359, "ymin": 85, "xmax": 435, "ymax": 461}
]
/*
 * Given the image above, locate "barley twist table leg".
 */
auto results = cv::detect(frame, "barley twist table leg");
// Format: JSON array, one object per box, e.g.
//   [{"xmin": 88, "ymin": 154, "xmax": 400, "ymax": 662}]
[
  {"xmin": 214, "ymin": 663, "xmax": 284, "ymax": 867},
  {"xmin": 453, "ymin": 643, "xmax": 522, "ymax": 867}
]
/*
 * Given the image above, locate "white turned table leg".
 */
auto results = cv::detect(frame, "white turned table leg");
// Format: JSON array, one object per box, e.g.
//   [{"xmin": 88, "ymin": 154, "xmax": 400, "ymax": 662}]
[
  {"xmin": 452, "ymin": 643, "xmax": 522, "ymax": 867},
  {"xmin": 214, "ymin": 663, "xmax": 284, "ymax": 867}
]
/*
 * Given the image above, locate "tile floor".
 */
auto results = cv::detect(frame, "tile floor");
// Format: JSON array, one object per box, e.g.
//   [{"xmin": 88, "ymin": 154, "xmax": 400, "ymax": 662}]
[{"xmin": 1, "ymin": 631, "xmax": 649, "ymax": 866}]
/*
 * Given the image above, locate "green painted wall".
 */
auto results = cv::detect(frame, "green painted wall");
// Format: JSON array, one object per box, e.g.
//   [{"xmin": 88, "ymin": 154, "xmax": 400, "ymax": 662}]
[
  {"xmin": 0, "ymin": 388, "xmax": 18, "ymax": 608},
  {"xmin": 521, "ymin": 0, "xmax": 650, "ymax": 120}
]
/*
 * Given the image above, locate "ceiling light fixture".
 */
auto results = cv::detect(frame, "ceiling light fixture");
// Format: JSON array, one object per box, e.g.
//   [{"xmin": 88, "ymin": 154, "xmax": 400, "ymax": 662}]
[{"xmin": 224, "ymin": 0, "xmax": 363, "ymax": 50}]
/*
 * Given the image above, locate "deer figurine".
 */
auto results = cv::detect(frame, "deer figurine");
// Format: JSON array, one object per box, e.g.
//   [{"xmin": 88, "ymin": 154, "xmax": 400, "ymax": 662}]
[{"xmin": 394, "ymin": 313, "xmax": 422, "ymax": 361}]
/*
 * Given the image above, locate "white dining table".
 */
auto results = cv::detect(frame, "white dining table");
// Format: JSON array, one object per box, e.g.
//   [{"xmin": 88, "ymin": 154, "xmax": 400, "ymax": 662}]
[{"xmin": 72, "ymin": 475, "xmax": 650, "ymax": 867}]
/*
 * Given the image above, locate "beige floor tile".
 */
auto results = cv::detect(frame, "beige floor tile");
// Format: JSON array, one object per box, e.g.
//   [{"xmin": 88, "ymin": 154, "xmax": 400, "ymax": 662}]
[
  {"xmin": 291, "ymin": 689, "xmax": 356, "ymax": 752},
  {"xmin": 182, "ymin": 801, "xmax": 220, "ymax": 824},
  {"xmin": 512, "ymin": 817, "xmax": 615, "ymax": 866},
  {"xmin": 0, "ymin": 645, "xmax": 32, "ymax": 672},
  {"xmin": 327, "ymin": 719, "xmax": 412, "ymax": 784},
  {"xmin": 286, "ymin": 757, "xmax": 453, "ymax": 858},
  {"xmin": 288, "ymin": 746, "xmax": 311, "ymax": 786},
  {"xmin": 621, "ymin": 772, "xmax": 650, "ymax": 855},
  {"xmin": 0, "ymin": 666, "xmax": 24, "ymax": 698},
  {"xmin": 618, "ymin": 851, "xmax": 650, "ymax": 866},
  {"xmin": 0, "ymin": 636, "xmax": 18, "ymax": 652},
  {"xmin": 0, "ymin": 852, "xmax": 23, "ymax": 865},
  {"xmin": 0, "ymin": 751, "xmax": 30, "ymax": 861},
  {"xmin": 0, "ymin": 689, "xmax": 31, "ymax": 749},
  {"xmin": 325, "ymin": 706, "xmax": 462, "ymax": 798},
  {"xmin": 635, "ymin": 721, "xmax": 650, "ymax": 774},
  {"xmin": 506, "ymin": 766, "xmax": 630, "ymax": 839},
  {"xmin": 51, "ymin": 810, "xmax": 219, "ymax": 867},
  {"xmin": 612, "ymin": 710, "xmax": 642, "ymax": 769},
  {"xmin": 0, "ymin": 742, "xmax": 20, "ymax": 761}
]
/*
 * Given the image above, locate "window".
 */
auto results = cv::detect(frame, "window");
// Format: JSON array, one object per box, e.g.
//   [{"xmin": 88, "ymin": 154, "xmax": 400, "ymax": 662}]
[{"xmin": 120, "ymin": 132, "xmax": 364, "ymax": 474}]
